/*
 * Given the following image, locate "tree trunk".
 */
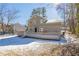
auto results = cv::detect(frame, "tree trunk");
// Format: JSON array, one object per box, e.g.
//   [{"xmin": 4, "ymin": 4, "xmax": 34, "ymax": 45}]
[
  {"xmin": 71, "ymin": 4, "xmax": 76, "ymax": 34},
  {"xmin": 1, "ymin": 17, "xmax": 5, "ymax": 33}
]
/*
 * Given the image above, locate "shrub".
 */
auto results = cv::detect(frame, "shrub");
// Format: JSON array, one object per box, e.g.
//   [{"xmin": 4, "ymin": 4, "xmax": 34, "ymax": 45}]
[{"xmin": 75, "ymin": 23, "xmax": 79, "ymax": 37}]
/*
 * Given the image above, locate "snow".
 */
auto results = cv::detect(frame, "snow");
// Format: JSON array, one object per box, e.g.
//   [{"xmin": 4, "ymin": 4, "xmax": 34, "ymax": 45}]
[
  {"xmin": 0, "ymin": 42, "xmax": 58, "ymax": 56},
  {"xmin": 0, "ymin": 35, "xmax": 18, "ymax": 40},
  {"xmin": 0, "ymin": 40, "xmax": 66, "ymax": 51},
  {"xmin": 0, "ymin": 35, "xmax": 67, "ymax": 56},
  {"xmin": 0, "ymin": 42, "xmax": 55, "ymax": 50},
  {"xmin": 0, "ymin": 34, "xmax": 67, "ymax": 52},
  {"xmin": 47, "ymin": 19, "xmax": 62, "ymax": 23},
  {"xmin": 65, "ymin": 34, "xmax": 77, "ymax": 44}
]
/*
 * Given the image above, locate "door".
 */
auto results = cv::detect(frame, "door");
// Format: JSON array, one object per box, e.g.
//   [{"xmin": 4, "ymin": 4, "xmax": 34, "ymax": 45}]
[{"xmin": 35, "ymin": 27, "xmax": 37, "ymax": 32}]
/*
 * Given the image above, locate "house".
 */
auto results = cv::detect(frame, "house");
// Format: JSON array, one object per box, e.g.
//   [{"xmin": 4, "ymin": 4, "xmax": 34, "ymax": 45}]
[
  {"xmin": 28, "ymin": 15, "xmax": 43, "ymax": 33},
  {"xmin": 27, "ymin": 15, "xmax": 62, "ymax": 35},
  {"xmin": 0, "ymin": 23, "xmax": 14, "ymax": 34},
  {"xmin": 39, "ymin": 22, "xmax": 62, "ymax": 35},
  {"xmin": 0, "ymin": 23, "xmax": 2, "ymax": 32},
  {"xmin": 13, "ymin": 23, "xmax": 26, "ymax": 35},
  {"xmin": 0, "ymin": 23, "xmax": 7, "ymax": 33}
]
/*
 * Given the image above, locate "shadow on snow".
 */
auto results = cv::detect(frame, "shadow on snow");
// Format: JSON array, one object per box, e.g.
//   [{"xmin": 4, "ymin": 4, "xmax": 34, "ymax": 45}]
[{"xmin": 0, "ymin": 37, "xmax": 67, "ymax": 46}]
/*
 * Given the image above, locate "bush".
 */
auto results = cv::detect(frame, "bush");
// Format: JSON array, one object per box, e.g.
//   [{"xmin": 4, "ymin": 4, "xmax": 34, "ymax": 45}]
[
  {"xmin": 52, "ymin": 43, "xmax": 79, "ymax": 56},
  {"xmin": 75, "ymin": 23, "xmax": 79, "ymax": 37}
]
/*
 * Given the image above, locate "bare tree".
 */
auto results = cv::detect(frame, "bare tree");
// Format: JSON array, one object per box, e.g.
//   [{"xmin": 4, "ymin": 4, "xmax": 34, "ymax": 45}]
[
  {"xmin": 56, "ymin": 4, "xmax": 66, "ymax": 27},
  {"xmin": 65, "ymin": 4, "xmax": 76, "ymax": 34},
  {"xmin": 0, "ymin": 4, "xmax": 6, "ymax": 33},
  {"xmin": 6, "ymin": 9, "xmax": 19, "ymax": 25},
  {"xmin": 70, "ymin": 4, "xmax": 76, "ymax": 34},
  {"xmin": 5, "ymin": 9, "xmax": 19, "ymax": 34},
  {"xmin": 0, "ymin": 4, "xmax": 19, "ymax": 34},
  {"xmin": 56, "ymin": 3, "xmax": 77, "ymax": 34}
]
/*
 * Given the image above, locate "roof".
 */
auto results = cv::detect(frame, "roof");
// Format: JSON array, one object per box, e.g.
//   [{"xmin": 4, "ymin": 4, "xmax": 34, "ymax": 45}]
[
  {"xmin": 47, "ymin": 19, "xmax": 62, "ymax": 23},
  {"xmin": 40, "ymin": 20, "xmax": 62, "ymax": 26}
]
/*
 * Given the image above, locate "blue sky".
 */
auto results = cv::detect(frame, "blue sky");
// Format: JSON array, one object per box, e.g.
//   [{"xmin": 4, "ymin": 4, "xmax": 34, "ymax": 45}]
[{"xmin": 2, "ymin": 3, "xmax": 62, "ymax": 25}]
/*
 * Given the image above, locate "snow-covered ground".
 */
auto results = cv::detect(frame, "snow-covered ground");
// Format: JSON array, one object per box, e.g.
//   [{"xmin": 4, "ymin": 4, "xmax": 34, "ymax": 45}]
[
  {"xmin": 65, "ymin": 32, "xmax": 79, "ymax": 44},
  {"xmin": 0, "ymin": 33, "xmax": 78, "ymax": 55},
  {"xmin": 0, "ymin": 35, "xmax": 18, "ymax": 40},
  {"xmin": 0, "ymin": 34, "xmax": 67, "ymax": 55},
  {"xmin": 0, "ymin": 32, "xmax": 79, "ymax": 55},
  {"xmin": 0, "ymin": 42, "xmax": 58, "ymax": 56},
  {"xmin": 0, "ymin": 42, "xmax": 56, "ymax": 50}
]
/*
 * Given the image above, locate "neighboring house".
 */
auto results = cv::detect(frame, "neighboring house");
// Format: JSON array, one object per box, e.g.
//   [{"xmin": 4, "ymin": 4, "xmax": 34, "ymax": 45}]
[
  {"xmin": 0, "ymin": 23, "xmax": 7, "ymax": 32},
  {"xmin": 0, "ymin": 23, "xmax": 26, "ymax": 35},
  {"xmin": 28, "ymin": 15, "xmax": 62, "ymax": 35},
  {"xmin": 13, "ymin": 23, "xmax": 26, "ymax": 35},
  {"xmin": 0, "ymin": 23, "xmax": 2, "ymax": 32},
  {"xmin": 0, "ymin": 23, "xmax": 14, "ymax": 34}
]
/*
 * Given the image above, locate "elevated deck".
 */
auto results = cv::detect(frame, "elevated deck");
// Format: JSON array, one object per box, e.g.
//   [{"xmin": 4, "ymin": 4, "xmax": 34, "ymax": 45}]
[{"xmin": 23, "ymin": 33, "xmax": 61, "ymax": 40}]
